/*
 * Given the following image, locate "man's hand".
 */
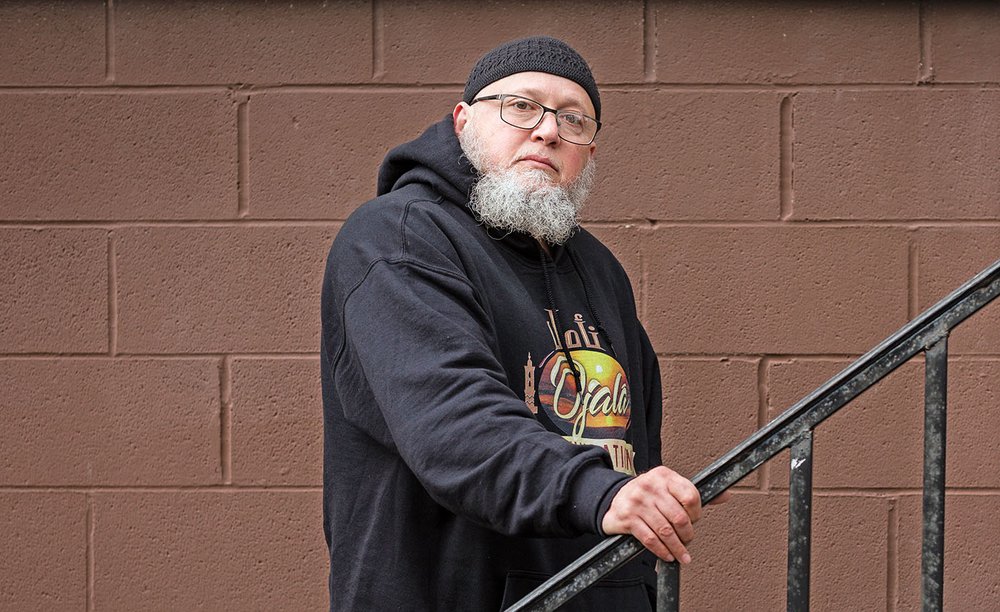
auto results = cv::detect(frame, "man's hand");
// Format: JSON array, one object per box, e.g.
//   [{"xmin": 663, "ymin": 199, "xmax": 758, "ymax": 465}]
[{"xmin": 601, "ymin": 466, "xmax": 729, "ymax": 564}]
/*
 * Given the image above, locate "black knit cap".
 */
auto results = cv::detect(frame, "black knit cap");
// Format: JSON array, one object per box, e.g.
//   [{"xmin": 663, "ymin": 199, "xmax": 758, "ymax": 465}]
[{"xmin": 463, "ymin": 36, "xmax": 601, "ymax": 121}]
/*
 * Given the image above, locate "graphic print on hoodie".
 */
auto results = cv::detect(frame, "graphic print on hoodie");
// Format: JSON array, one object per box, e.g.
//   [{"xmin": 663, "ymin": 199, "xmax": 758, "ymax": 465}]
[{"xmin": 524, "ymin": 308, "xmax": 634, "ymax": 475}]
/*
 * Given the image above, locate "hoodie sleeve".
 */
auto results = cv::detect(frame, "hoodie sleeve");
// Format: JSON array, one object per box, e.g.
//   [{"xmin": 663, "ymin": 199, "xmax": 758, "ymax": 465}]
[
  {"xmin": 327, "ymin": 228, "xmax": 629, "ymax": 537},
  {"xmin": 640, "ymin": 325, "xmax": 663, "ymax": 469}
]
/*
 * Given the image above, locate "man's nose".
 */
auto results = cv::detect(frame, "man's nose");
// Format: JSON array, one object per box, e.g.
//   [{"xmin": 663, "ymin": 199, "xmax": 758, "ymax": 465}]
[{"xmin": 531, "ymin": 110, "xmax": 560, "ymax": 144}]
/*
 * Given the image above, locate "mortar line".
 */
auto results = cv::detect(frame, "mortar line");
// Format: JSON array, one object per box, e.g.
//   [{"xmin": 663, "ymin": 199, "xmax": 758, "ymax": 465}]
[
  {"xmin": 13, "ymin": 350, "xmax": 1000, "ymax": 360},
  {"xmin": 908, "ymin": 238, "xmax": 919, "ymax": 320},
  {"xmin": 1, "ymin": 485, "xmax": 326, "ymax": 492},
  {"xmin": 9, "ymin": 484, "xmax": 1000, "ymax": 494},
  {"xmin": 10, "ymin": 218, "xmax": 1000, "ymax": 229},
  {"xmin": 107, "ymin": 232, "xmax": 117, "ymax": 356},
  {"xmin": 220, "ymin": 356, "xmax": 233, "ymax": 484},
  {"xmin": 0, "ymin": 85, "xmax": 237, "ymax": 94},
  {"xmin": 779, "ymin": 94, "xmax": 795, "ymax": 220},
  {"xmin": 886, "ymin": 497, "xmax": 899, "ymax": 612},
  {"xmin": 3, "ymin": 82, "xmax": 1000, "ymax": 94},
  {"xmin": 0, "ymin": 220, "xmax": 344, "ymax": 228},
  {"xmin": 0, "ymin": 352, "xmax": 322, "ymax": 359},
  {"xmin": 807, "ymin": 487, "xmax": 998, "ymax": 495},
  {"xmin": 104, "ymin": 0, "xmax": 115, "ymax": 83},
  {"xmin": 661, "ymin": 351, "xmax": 1000, "ymax": 360},
  {"xmin": 372, "ymin": 0, "xmax": 385, "ymax": 80},
  {"xmin": 87, "ymin": 493, "xmax": 95, "ymax": 612},
  {"xmin": 642, "ymin": 0, "xmax": 656, "ymax": 82},
  {"xmin": 237, "ymin": 99, "xmax": 250, "ymax": 218},
  {"xmin": 918, "ymin": 1, "xmax": 933, "ymax": 83},
  {"xmin": 756, "ymin": 357, "xmax": 771, "ymax": 491}
]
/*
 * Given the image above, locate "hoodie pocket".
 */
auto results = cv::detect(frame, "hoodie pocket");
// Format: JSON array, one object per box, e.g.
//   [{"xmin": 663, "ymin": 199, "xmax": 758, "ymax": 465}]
[{"xmin": 498, "ymin": 570, "xmax": 653, "ymax": 612}]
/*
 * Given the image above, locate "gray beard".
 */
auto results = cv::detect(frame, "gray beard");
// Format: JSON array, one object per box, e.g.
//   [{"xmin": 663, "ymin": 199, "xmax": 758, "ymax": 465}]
[{"xmin": 459, "ymin": 125, "xmax": 595, "ymax": 245}]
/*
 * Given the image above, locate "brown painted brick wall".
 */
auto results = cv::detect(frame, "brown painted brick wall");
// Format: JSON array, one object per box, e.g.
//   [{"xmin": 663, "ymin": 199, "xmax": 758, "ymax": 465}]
[
  {"xmin": 115, "ymin": 1, "xmax": 372, "ymax": 85},
  {"xmin": 92, "ymin": 491, "xmax": 327, "ymax": 609},
  {"xmin": 1, "ymin": 93, "xmax": 237, "ymax": 221},
  {"xmin": 2, "ymin": 2, "xmax": 998, "ymax": 610},
  {"xmin": 0, "ymin": 228, "xmax": 108, "ymax": 352},
  {"xmin": 1, "ymin": 358, "xmax": 220, "ymax": 486},
  {"xmin": 0, "ymin": 2, "xmax": 106, "ymax": 85},
  {"xmin": 249, "ymin": 91, "xmax": 458, "ymax": 219},
  {"xmin": 654, "ymin": 2, "xmax": 920, "ymax": 84}
]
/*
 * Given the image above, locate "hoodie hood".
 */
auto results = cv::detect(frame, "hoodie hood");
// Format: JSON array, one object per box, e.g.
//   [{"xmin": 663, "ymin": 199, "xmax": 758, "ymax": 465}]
[
  {"xmin": 376, "ymin": 113, "xmax": 552, "ymax": 261},
  {"xmin": 376, "ymin": 115, "xmax": 475, "ymax": 205}
]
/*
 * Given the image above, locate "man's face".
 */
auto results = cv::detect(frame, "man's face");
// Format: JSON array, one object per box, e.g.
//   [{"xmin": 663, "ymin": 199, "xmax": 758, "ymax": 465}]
[{"xmin": 453, "ymin": 71, "xmax": 597, "ymax": 188}]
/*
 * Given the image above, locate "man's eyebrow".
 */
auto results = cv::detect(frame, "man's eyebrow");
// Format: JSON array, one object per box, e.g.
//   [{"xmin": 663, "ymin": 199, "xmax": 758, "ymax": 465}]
[{"xmin": 510, "ymin": 88, "xmax": 588, "ymax": 111}]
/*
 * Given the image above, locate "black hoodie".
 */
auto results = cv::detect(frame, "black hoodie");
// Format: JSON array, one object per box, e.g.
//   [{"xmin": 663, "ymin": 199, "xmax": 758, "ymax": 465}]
[{"xmin": 321, "ymin": 116, "xmax": 663, "ymax": 611}]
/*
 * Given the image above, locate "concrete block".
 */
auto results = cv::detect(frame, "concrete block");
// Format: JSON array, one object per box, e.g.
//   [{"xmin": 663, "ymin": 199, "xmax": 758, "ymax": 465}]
[
  {"xmin": 0, "ymin": 1, "xmax": 104, "ymax": 85},
  {"xmin": 590, "ymin": 91, "xmax": 780, "ymax": 221},
  {"xmin": 897, "ymin": 494, "xmax": 1000, "ymax": 609},
  {"xmin": 928, "ymin": 3, "xmax": 1000, "ymax": 83},
  {"xmin": 946, "ymin": 360, "xmax": 1000, "ymax": 488},
  {"xmin": 0, "ymin": 492, "xmax": 87, "ymax": 610},
  {"xmin": 115, "ymin": 0, "xmax": 370, "ymax": 84},
  {"xmin": 381, "ymin": 1, "xmax": 644, "ymax": 84},
  {"xmin": 679, "ymin": 492, "xmax": 787, "ymax": 610},
  {"xmin": 917, "ymin": 228, "xmax": 1000, "ymax": 355},
  {"xmin": 93, "ymin": 491, "xmax": 328, "ymax": 610},
  {"xmin": 793, "ymin": 91, "xmax": 1000, "ymax": 220},
  {"xmin": 682, "ymin": 494, "xmax": 890, "ymax": 610},
  {"xmin": 116, "ymin": 226, "xmax": 337, "ymax": 353},
  {"xmin": 661, "ymin": 358, "xmax": 760, "ymax": 485},
  {"xmin": 0, "ymin": 228, "xmax": 107, "ymax": 353},
  {"xmin": 810, "ymin": 495, "xmax": 889, "ymax": 610},
  {"xmin": 654, "ymin": 1, "xmax": 918, "ymax": 84},
  {"xmin": 0, "ymin": 93, "xmax": 236, "ymax": 220},
  {"xmin": 767, "ymin": 360, "xmax": 924, "ymax": 489},
  {"xmin": 248, "ymin": 91, "xmax": 457, "ymax": 219},
  {"xmin": 644, "ymin": 226, "xmax": 909, "ymax": 354},
  {"xmin": 583, "ymin": 224, "xmax": 644, "ymax": 302},
  {"xmin": 230, "ymin": 357, "xmax": 322, "ymax": 485},
  {"xmin": 0, "ymin": 358, "xmax": 220, "ymax": 485}
]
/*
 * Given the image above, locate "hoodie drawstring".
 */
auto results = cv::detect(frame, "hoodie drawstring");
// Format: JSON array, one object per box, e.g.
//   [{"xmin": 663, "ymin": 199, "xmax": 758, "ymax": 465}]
[
  {"xmin": 565, "ymin": 245, "xmax": 617, "ymax": 359},
  {"xmin": 538, "ymin": 244, "xmax": 582, "ymax": 388},
  {"xmin": 538, "ymin": 242, "xmax": 620, "ymax": 396}
]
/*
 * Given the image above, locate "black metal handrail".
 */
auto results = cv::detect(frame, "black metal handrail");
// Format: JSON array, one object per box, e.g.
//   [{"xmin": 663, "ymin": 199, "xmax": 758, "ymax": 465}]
[{"xmin": 506, "ymin": 256, "xmax": 1000, "ymax": 612}]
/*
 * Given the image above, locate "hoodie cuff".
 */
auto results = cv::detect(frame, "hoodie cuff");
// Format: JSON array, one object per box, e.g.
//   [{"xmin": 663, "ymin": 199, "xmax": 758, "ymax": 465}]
[
  {"xmin": 594, "ymin": 476, "xmax": 631, "ymax": 536},
  {"xmin": 566, "ymin": 465, "xmax": 632, "ymax": 535}
]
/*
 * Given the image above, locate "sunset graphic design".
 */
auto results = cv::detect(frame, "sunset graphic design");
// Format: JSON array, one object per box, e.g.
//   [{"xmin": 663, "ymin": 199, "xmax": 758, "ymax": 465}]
[{"xmin": 523, "ymin": 309, "xmax": 635, "ymax": 475}]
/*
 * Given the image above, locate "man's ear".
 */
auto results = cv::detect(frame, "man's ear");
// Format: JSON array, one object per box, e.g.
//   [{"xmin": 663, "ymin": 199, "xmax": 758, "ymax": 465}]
[{"xmin": 453, "ymin": 102, "xmax": 471, "ymax": 136}]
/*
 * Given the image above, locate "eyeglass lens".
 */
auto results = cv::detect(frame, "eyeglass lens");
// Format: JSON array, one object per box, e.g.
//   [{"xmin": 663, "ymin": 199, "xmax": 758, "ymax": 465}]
[{"xmin": 499, "ymin": 96, "xmax": 597, "ymax": 145}]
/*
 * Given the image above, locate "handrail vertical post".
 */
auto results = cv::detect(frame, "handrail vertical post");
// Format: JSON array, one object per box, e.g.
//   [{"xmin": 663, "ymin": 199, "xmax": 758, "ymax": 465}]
[
  {"xmin": 787, "ymin": 431, "xmax": 814, "ymax": 612},
  {"xmin": 921, "ymin": 336, "xmax": 948, "ymax": 611},
  {"xmin": 656, "ymin": 560, "xmax": 680, "ymax": 612}
]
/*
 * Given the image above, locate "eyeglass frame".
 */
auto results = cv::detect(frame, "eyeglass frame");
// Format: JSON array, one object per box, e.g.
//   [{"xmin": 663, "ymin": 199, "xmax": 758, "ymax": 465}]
[{"xmin": 469, "ymin": 94, "xmax": 602, "ymax": 145}]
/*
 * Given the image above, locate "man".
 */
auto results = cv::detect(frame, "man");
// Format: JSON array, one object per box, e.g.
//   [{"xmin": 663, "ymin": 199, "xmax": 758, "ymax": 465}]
[{"xmin": 321, "ymin": 36, "xmax": 721, "ymax": 610}]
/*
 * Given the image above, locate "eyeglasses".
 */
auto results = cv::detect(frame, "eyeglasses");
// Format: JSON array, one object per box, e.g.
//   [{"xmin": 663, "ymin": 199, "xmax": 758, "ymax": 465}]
[{"xmin": 469, "ymin": 94, "xmax": 601, "ymax": 145}]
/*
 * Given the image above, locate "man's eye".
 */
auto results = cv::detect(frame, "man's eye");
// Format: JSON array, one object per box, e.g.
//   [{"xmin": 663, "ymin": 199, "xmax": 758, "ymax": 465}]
[
  {"xmin": 512, "ymin": 100, "xmax": 533, "ymax": 111},
  {"xmin": 561, "ymin": 113, "xmax": 582, "ymax": 126}
]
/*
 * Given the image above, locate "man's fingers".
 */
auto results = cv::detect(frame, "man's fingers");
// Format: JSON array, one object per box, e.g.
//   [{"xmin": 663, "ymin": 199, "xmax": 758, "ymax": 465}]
[
  {"xmin": 651, "ymin": 495, "xmax": 695, "ymax": 545},
  {"xmin": 665, "ymin": 475, "xmax": 703, "ymax": 524},
  {"xmin": 633, "ymin": 518, "xmax": 690, "ymax": 564},
  {"xmin": 602, "ymin": 467, "xmax": 713, "ymax": 563}
]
